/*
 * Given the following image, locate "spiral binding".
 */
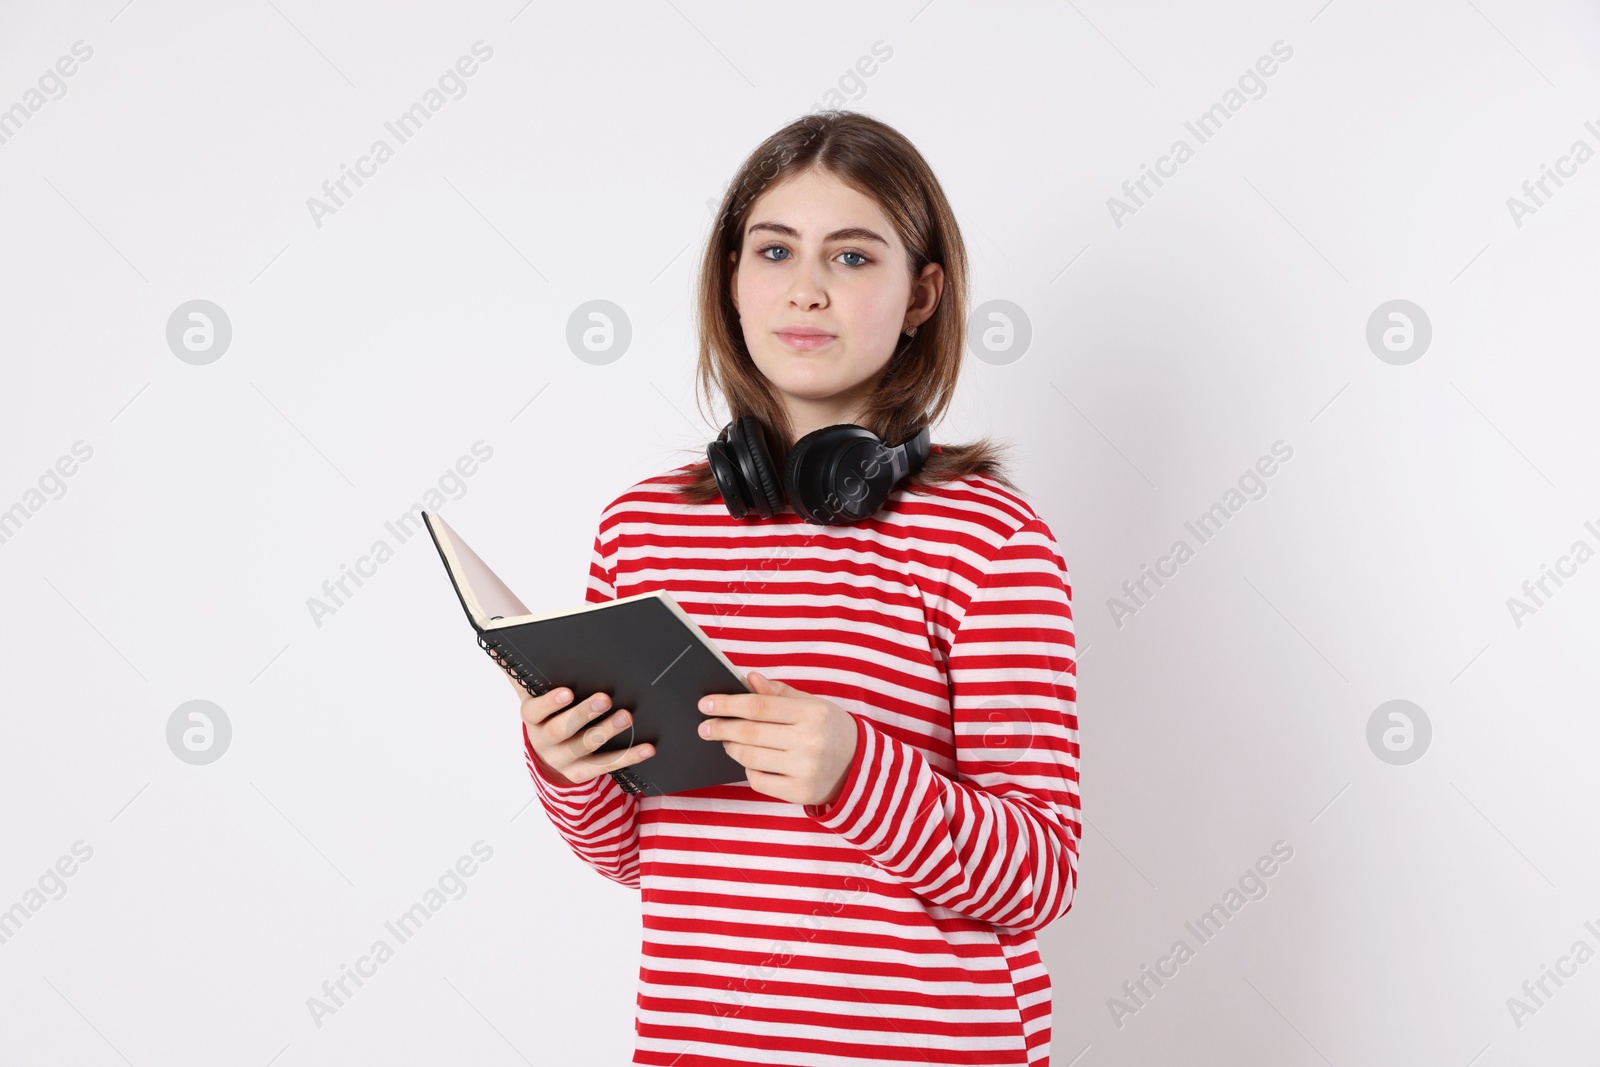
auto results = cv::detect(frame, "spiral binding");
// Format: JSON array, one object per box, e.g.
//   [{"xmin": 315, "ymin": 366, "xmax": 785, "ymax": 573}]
[
  {"xmin": 477, "ymin": 631, "xmax": 549, "ymax": 697},
  {"xmin": 609, "ymin": 766, "xmax": 649, "ymax": 796},
  {"xmin": 481, "ymin": 631, "xmax": 651, "ymax": 797}
]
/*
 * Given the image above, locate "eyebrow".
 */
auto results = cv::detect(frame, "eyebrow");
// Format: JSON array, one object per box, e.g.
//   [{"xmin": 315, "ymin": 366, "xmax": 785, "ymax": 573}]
[{"xmin": 746, "ymin": 222, "xmax": 890, "ymax": 246}]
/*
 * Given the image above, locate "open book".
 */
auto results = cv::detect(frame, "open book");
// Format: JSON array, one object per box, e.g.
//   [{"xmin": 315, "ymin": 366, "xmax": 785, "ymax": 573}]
[{"xmin": 423, "ymin": 511, "xmax": 751, "ymax": 797}]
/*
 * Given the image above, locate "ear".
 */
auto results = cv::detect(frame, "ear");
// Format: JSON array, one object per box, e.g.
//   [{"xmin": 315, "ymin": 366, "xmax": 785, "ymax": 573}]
[
  {"xmin": 905, "ymin": 261, "xmax": 944, "ymax": 332},
  {"xmin": 728, "ymin": 249, "xmax": 740, "ymax": 313}
]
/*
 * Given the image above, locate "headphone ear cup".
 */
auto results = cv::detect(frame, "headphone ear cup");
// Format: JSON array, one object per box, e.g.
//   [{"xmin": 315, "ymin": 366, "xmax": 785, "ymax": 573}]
[
  {"xmin": 786, "ymin": 425, "xmax": 888, "ymax": 525},
  {"xmin": 732, "ymin": 416, "xmax": 785, "ymax": 519},
  {"xmin": 706, "ymin": 438, "xmax": 748, "ymax": 519}
]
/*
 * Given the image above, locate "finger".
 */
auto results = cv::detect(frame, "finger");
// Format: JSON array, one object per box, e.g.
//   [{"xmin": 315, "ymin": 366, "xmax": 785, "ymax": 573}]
[
  {"xmin": 700, "ymin": 692, "xmax": 797, "ymax": 724},
  {"xmin": 701, "ymin": 716, "xmax": 787, "ymax": 750},
  {"xmin": 555, "ymin": 692, "xmax": 614, "ymax": 742},
  {"xmin": 722, "ymin": 739, "xmax": 787, "ymax": 774},
  {"xmin": 702, "ymin": 692, "xmax": 760, "ymax": 720},
  {"xmin": 574, "ymin": 739, "xmax": 655, "ymax": 776},
  {"xmin": 520, "ymin": 687, "xmax": 576, "ymax": 728},
  {"xmin": 569, "ymin": 704, "xmax": 633, "ymax": 757},
  {"xmin": 748, "ymin": 671, "xmax": 800, "ymax": 697},
  {"xmin": 742, "ymin": 767, "xmax": 795, "ymax": 802}
]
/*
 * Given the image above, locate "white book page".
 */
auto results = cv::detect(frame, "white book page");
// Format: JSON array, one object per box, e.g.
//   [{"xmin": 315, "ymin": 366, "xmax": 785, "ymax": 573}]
[
  {"xmin": 430, "ymin": 514, "xmax": 531, "ymax": 624},
  {"xmin": 428, "ymin": 513, "xmax": 745, "ymax": 691}
]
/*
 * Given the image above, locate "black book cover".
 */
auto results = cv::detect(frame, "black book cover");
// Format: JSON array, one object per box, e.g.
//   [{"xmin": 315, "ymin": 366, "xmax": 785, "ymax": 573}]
[{"xmin": 423, "ymin": 511, "xmax": 750, "ymax": 797}]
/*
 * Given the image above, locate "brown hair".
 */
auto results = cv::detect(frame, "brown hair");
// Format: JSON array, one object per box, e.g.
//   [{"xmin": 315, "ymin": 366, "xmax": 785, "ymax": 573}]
[{"xmin": 673, "ymin": 109, "xmax": 1015, "ymax": 505}]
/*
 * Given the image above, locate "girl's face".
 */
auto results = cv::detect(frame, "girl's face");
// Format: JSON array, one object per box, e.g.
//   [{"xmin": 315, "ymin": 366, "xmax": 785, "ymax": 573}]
[{"xmin": 729, "ymin": 168, "xmax": 942, "ymax": 436}]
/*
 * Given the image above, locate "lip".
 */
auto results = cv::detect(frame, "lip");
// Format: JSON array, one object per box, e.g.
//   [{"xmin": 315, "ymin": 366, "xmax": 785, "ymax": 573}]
[{"xmin": 776, "ymin": 327, "xmax": 836, "ymax": 350}]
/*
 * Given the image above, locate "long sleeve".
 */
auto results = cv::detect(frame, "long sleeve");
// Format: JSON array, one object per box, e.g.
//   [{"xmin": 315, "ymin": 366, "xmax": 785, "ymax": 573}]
[
  {"xmin": 523, "ymin": 523, "xmax": 643, "ymax": 889},
  {"xmin": 802, "ymin": 515, "xmax": 1081, "ymax": 933}
]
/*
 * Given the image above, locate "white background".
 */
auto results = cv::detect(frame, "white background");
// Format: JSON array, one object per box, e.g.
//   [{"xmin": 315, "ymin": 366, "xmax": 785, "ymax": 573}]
[{"xmin": 2, "ymin": 1, "xmax": 1597, "ymax": 1064}]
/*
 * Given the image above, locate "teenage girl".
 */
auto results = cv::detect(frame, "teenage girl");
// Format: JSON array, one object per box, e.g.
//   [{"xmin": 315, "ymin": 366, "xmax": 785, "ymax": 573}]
[{"xmin": 514, "ymin": 110, "xmax": 1080, "ymax": 1067}]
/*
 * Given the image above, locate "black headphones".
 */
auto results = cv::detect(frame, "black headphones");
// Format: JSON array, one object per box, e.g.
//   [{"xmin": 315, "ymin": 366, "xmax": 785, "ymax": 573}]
[{"xmin": 708, "ymin": 415, "xmax": 932, "ymax": 525}]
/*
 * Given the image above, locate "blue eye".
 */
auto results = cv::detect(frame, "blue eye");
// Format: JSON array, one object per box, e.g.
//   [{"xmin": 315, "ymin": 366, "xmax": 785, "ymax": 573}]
[{"xmin": 753, "ymin": 244, "xmax": 872, "ymax": 267}]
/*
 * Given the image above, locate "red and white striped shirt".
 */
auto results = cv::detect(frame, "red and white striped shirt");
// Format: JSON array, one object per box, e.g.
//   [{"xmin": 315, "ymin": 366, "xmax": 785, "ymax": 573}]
[{"xmin": 524, "ymin": 461, "xmax": 1080, "ymax": 1066}]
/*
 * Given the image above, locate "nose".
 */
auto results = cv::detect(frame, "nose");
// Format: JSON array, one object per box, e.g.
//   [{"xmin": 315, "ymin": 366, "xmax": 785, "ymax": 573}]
[
  {"xmin": 789, "ymin": 290, "xmax": 823, "ymax": 310},
  {"xmin": 786, "ymin": 254, "xmax": 829, "ymax": 310}
]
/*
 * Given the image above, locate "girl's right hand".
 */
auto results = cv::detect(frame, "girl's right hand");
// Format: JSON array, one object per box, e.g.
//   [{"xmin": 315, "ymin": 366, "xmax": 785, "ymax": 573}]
[{"xmin": 511, "ymin": 674, "xmax": 655, "ymax": 787}]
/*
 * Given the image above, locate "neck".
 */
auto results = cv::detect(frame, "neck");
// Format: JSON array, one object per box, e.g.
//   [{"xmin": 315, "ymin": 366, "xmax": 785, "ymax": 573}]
[{"xmin": 781, "ymin": 394, "xmax": 865, "ymax": 444}]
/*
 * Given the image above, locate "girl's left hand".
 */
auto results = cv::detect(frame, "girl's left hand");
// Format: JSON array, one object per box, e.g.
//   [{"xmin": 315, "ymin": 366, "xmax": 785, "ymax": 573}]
[{"xmin": 699, "ymin": 672, "xmax": 859, "ymax": 807}]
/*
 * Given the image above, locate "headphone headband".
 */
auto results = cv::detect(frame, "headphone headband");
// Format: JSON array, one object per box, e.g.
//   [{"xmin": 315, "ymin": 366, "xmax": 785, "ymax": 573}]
[{"xmin": 894, "ymin": 425, "xmax": 932, "ymax": 482}]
